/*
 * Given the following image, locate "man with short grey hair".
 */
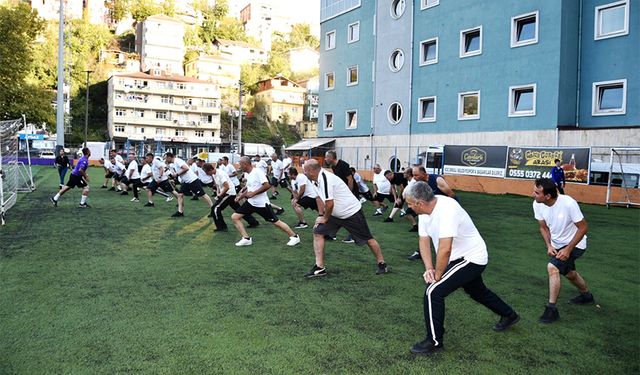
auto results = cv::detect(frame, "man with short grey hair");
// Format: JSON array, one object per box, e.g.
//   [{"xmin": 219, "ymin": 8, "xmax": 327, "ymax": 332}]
[{"xmin": 404, "ymin": 181, "xmax": 519, "ymax": 356}]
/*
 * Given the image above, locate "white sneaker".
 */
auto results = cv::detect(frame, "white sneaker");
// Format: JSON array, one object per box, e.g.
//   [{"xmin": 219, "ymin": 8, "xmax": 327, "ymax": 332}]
[
  {"xmin": 287, "ymin": 234, "xmax": 300, "ymax": 246},
  {"xmin": 235, "ymin": 237, "xmax": 253, "ymax": 246},
  {"xmin": 130, "ymin": 197, "xmax": 139, "ymax": 202},
  {"xmin": 359, "ymin": 197, "xmax": 367, "ymax": 204},
  {"xmin": 166, "ymin": 196, "xmax": 174, "ymax": 202}
]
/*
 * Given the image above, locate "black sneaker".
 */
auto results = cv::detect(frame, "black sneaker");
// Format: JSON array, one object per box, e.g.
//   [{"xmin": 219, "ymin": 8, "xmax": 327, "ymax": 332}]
[
  {"xmin": 409, "ymin": 225, "xmax": 419, "ymax": 232},
  {"xmin": 407, "ymin": 251, "xmax": 421, "ymax": 261},
  {"xmin": 49, "ymin": 196, "xmax": 58, "ymax": 207},
  {"xmin": 171, "ymin": 211, "xmax": 184, "ymax": 218},
  {"xmin": 144, "ymin": 202, "xmax": 155, "ymax": 207},
  {"xmin": 373, "ymin": 211, "xmax": 383, "ymax": 216},
  {"xmin": 410, "ymin": 339, "xmax": 443, "ymax": 356},
  {"xmin": 304, "ymin": 264, "xmax": 327, "ymax": 278},
  {"xmin": 108, "ymin": 187, "xmax": 116, "ymax": 191},
  {"xmin": 493, "ymin": 312, "xmax": 521, "ymax": 332},
  {"xmin": 100, "ymin": 185, "xmax": 107, "ymax": 189},
  {"xmin": 376, "ymin": 262, "xmax": 389, "ymax": 275},
  {"xmin": 568, "ymin": 293, "xmax": 594, "ymax": 305},
  {"xmin": 294, "ymin": 222, "xmax": 308, "ymax": 229},
  {"xmin": 275, "ymin": 208, "xmax": 285, "ymax": 215},
  {"xmin": 191, "ymin": 196, "xmax": 199, "ymax": 200},
  {"xmin": 120, "ymin": 191, "xmax": 129, "ymax": 195},
  {"xmin": 270, "ymin": 195, "xmax": 278, "ymax": 200},
  {"xmin": 538, "ymin": 306, "xmax": 560, "ymax": 324},
  {"xmin": 78, "ymin": 203, "xmax": 91, "ymax": 208},
  {"xmin": 383, "ymin": 217, "xmax": 393, "ymax": 223}
]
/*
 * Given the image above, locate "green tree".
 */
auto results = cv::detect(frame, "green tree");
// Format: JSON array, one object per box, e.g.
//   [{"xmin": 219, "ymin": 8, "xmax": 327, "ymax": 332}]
[
  {"xmin": 130, "ymin": 0, "xmax": 162, "ymax": 22},
  {"xmin": 161, "ymin": 0, "xmax": 175, "ymax": 17},
  {"xmin": 289, "ymin": 23, "xmax": 319, "ymax": 49},
  {"xmin": 106, "ymin": 0, "xmax": 130, "ymax": 22},
  {"xmin": 0, "ymin": 4, "xmax": 54, "ymax": 125}
]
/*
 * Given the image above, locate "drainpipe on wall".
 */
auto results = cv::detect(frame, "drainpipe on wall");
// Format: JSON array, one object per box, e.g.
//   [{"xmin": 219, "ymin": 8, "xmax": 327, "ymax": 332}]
[
  {"xmin": 574, "ymin": 0, "xmax": 583, "ymax": 132},
  {"xmin": 370, "ymin": 11, "xmax": 377, "ymax": 168}
]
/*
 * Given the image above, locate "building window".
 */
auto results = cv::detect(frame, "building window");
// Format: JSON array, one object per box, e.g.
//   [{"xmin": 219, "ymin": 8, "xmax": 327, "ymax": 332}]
[
  {"xmin": 211, "ymin": 131, "xmax": 216, "ymax": 137},
  {"xmin": 347, "ymin": 66, "xmax": 358, "ymax": 86},
  {"xmin": 175, "ymin": 129, "xmax": 184, "ymax": 136},
  {"xmin": 348, "ymin": 21, "xmax": 360, "ymax": 43},
  {"xmin": 156, "ymin": 111, "xmax": 167, "ymax": 120},
  {"xmin": 176, "ymin": 83, "xmax": 187, "ymax": 90},
  {"xmin": 509, "ymin": 84, "xmax": 537, "ymax": 117},
  {"xmin": 115, "ymin": 108, "xmax": 125, "ymax": 117},
  {"xmin": 418, "ymin": 96, "xmax": 437, "ymax": 122},
  {"xmin": 346, "ymin": 110, "xmax": 357, "ymax": 129},
  {"xmin": 325, "ymin": 72, "xmax": 335, "ymax": 90},
  {"xmin": 195, "ymin": 130, "xmax": 204, "ymax": 137},
  {"xmin": 161, "ymin": 96, "xmax": 170, "ymax": 104},
  {"xmin": 421, "ymin": 0, "xmax": 439, "ymax": 10},
  {"xmin": 115, "ymin": 125, "xmax": 125, "ymax": 132},
  {"xmin": 511, "ymin": 11, "xmax": 538, "ymax": 47},
  {"xmin": 460, "ymin": 26, "xmax": 482, "ymax": 58},
  {"xmin": 156, "ymin": 128, "xmax": 164, "ymax": 135},
  {"xmin": 325, "ymin": 30, "xmax": 336, "ymax": 50},
  {"xmin": 391, "ymin": 0, "xmax": 405, "ymax": 19},
  {"xmin": 324, "ymin": 113, "xmax": 334, "ymax": 130},
  {"xmin": 388, "ymin": 103, "xmax": 403, "ymax": 124},
  {"xmin": 420, "ymin": 38, "xmax": 438, "ymax": 65},
  {"xmin": 135, "ymin": 110, "xmax": 144, "ymax": 118},
  {"xmin": 458, "ymin": 91, "xmax": 480, "ymax": 120},
  {"xmin": 389, "ymin": 49, "xmax": 405, "ymax": 72},
  {"xmin": 592, "ymin": 79, "xmax": 626, "ymax": 116},
  {"xmin": 595, "ymin": 1, "xmax": 629, "ymax": 40},
  {"xmin": 138, "ymin": 127, "xmax": 145, "ymax": 134}
]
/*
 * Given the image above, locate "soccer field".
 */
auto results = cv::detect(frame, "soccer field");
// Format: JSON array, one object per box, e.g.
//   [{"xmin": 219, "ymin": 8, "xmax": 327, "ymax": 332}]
[{"xmin": 1, "ymin": 166, "xmax": 638, "ymax": 374}]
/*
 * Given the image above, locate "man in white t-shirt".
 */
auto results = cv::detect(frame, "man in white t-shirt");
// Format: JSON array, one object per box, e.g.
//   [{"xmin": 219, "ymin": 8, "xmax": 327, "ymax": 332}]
[
  {"xmin": 404, "ymin": 181, "xmax": 519, "ymax": 356},
  {"xmin": 202, "ymin": 163, "xmax": 242, "ymax": 231},
  {"xmin": 268, "ymin": 153, "xmax": 286, "ymax": 199},
  {"xmin": 219, "ymin": 156, "xmax": 240, "ymax": 192},
  {"xmin": 144, "ymin": 153, "xmax": 178, "ymax": 207},
  {"xmin": 121, "ymin": 152, "xmax": 142, "ymax": 202},
  {"xmin": 302, "ymin": 159, "xmax": 389, "ymax": 277},
  {"xmin": 99, "ymin": 158, "xmax": 116, "ymax": 189},
  {"xmin": 231, "ymin": 156, "xmax": 300, "ymax": 247},
  {"xmin": 372, "ymin": 164, "xmax": 392, "ymax": 215},
  {"xmin": 165, "ymin": 152, "xmax": 215, "ymax": 218},
  {"xmin": 112, "ymin": 158, "xmax": 126, "ymax": 190},
  {"xmin": 288, "ymin": 167, "xmax": 318, "ymax": 229},
  {"xmin": 350, "ymin": 167, "xmax": 374, "ymax": 204},
  {"xmin": 253, "ymin": 154, "xmax": 268, "ymax": 175},
  {"xmin": 533, "ymin": 178, "xmax": 593, "ymax": 324},
  {"xmin": 282, "ymin": 153, "xmax": 292, "ymax": 180}
]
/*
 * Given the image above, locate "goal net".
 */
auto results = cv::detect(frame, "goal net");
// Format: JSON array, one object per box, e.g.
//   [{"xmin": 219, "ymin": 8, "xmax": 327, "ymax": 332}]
[
  {"xmin": 605, "ymin": 147, "xmax": 640, "ymax": 208},
  {"xmin": 0, "ymin": 118, "xmax": 35, "ymax": 225}
]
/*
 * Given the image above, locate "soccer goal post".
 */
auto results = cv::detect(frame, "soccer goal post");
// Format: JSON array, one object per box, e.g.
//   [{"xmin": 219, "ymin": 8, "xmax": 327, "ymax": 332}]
[
  {"xmin": 0, "ymin": 117, "xmax": 35, "ymax": 225},
  {"xmin": 605, "ymin": 147, "xmax": 640, "ymax": 209}
]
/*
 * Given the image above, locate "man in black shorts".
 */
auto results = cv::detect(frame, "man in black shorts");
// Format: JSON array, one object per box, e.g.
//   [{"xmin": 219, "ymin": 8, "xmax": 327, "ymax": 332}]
[
  {"xmin": 164, "ymin": 152, "xmax": 215, "ymax": 218},
  {"xmin": 50, "ymin": 147, "xmax": 92, "ymax": 208},
  {"xmin": 289, "ymin": 167, "xmax": 318, "ymax": 229},
  {"xmin": 231, "ymin": 156, "xmax": 300, "ymax": 247},
  {"xmin": 145, "ymin": 153, "xmax": 180, "ymax": 207},
  {"xmin": 302, "ymin": 159, "xmax": 389, "ymax": 277}
]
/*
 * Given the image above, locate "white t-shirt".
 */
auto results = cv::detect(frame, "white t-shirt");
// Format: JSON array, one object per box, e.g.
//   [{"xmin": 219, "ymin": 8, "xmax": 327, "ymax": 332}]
[
  {"xmin": 189, "ymin": 163, "xmax": 199, "ymax": 174},
  {"xmin": 140, "ymin": 164, "xmax": 153, "ymax": 183},
  {"xmin": 171, "ymin": 157, "xmax": 197, "ymax": 184},
  {"xmin": 293, "ymin": 174, "xmax": 318, "ymax": 199},
  {"xmin": 245, "ymin": 167, "xmax": 270, "ymax": 207},
  {"xmin": 213, "ymin": 169, "xmax": 236, "ymax": 196},
  {"xmin": 353, "ymin": 172, "xmax": 369, "ymax": 193},
  {"xmin": 282, "ymin": 157, "xmax": 292, "ymax": 172},
  {"xmin": 418, "ymin": 196, "xmax": 488, "ymax": 265},
  {"xmin": 103, "ymin": 159, "xmax": 115, "ymax": 172},
  {"xmin": 373, "ymin": 171, "xmax": 391, "ymax": 195},
  {"xmin": 533, "ymin": 195, "xmax": 587, "ymax": 249},
  {"xmin": 271, "ymin": 159, "xmax": 284, "ymax": 179},
  {"xmin": 197, "ymin": 167, "xmax": 213, "ymax": 184},
  {"xmin": 114, "ymin": 161, "xmax": 126, "ymax": 175},
  {"xmin": 114, "ymin": 154, "xmax": 124, "ymax": 164},
  {"xmin": 254, "ymin": 159, "xmax": 268, "ymax": 175},
  {"xmin": 223, "ymin": 163, "xmax": 240, "ymax": 186},
  {"xmin": 151, "ymin": 158, "xmax": 168, "ymax": 182},
  {"xmin": 314, "ymin": 169, "xmax": 361, "ymax": 219},
  {"xmin": 126, "ymin": 160, "xmax": 140, "ymax": 179}
]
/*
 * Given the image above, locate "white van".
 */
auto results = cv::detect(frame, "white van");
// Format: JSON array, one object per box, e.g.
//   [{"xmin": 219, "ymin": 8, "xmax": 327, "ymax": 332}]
[{"xmin": 39, "ymin": 151, "xmax": 55, "ymax": 159}]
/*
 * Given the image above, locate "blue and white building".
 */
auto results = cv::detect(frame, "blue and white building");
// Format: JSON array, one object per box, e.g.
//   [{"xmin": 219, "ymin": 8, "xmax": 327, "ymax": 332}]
[{"xmin": 319, "ymin": 0, "xmax": 639, "ymax": 166}]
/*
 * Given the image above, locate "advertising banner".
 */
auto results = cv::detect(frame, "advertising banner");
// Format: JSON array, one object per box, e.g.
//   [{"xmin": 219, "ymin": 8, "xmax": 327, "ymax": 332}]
[
  {"xmin": 505, "ymin": 147, "xmax": 590, "ymax": 183},
  {"xmin": 443, "ymin": 145, "xmax": 508, "ymax": 178}
]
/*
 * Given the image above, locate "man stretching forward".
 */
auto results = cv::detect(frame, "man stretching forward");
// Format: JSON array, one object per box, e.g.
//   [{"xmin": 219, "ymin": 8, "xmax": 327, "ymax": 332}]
[
  {"xmin": 50, "ymin": 147, "xmax": 92, "ymax": 208},
  {"xmin": 231, "ymin": 156, "xmax": 300, "ymax": 247},
  {"xmin": 405, "ymin": 181, "xmax": 519, "ymax": 356},
  {"xmin": 533, "ymin": 178, "xmax": 593, "ymax": 324},
  {"xmin": 164, "ymin": 152, "xmax": 215, "ymax": 218}
]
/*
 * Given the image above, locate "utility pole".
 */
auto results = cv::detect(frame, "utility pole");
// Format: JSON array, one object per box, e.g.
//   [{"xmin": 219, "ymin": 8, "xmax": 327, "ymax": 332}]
[
  {"xmin": 55, "ymin": 0, "xmax": 65, "ymax": 152},
  {"xmin": 83, "ymin": 70, "xmax": 94, "ymax": 148},
  {"xmin": 237, "ymin": 80, "xmax": 244, "ymax": 156},
  {"xmin": 229, "ymin": 111, "xmax": 234, "ymax": 151}
]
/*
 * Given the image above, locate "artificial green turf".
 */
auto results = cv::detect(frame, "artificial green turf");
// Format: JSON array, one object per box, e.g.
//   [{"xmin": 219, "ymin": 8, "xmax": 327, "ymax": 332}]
[{"xmin": 0, "ymin": 167, "xmax": 638, "ymax": 374}]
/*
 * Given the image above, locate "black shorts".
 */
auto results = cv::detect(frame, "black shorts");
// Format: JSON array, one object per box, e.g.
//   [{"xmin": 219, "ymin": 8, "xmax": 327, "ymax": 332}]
[
  {"xmin": 105, "ymin": 171, "xmax": 114, "ymax": 178},
  {"xmin": 296, "ymin": 196, "xmax": 318, "ymax": 210},
  {"xmin": 114, "ymin": 174, "xmax": 124, "ymax": 182},
  {"xmin": 179, "ymin": 179, "xmax": 206, "ymax": 197},
  {"xmin": 66, "ymin": 173, "xmax": 87, "ymax": 189},
  {"xmin": 357, "ymin": 190, "xmax": 374, "ymax": 201},
  {"xmin": 375, "ymin": 193, "xmax": 394, "ymax": 203},
  {"xmin": 313, "ymin": 209, "xmax": 374, "ymax": 246},
  {"xmin": 120, "ymin": 176, "xmax": 129, "ymax": 185},
  {"xmin": 270, "ymin": 176, "xmax": 288, "ymax": 188},
  {"xmin": 147, "ymin": 179, "xmax": 174, "ymax": 194},
  {"xmin": 549, "ymin": 247, "xmax": 586, "ymax": 275},
  {"xmin": 236, "ymin": 201, "xmax": 279, "ymax": 223}
]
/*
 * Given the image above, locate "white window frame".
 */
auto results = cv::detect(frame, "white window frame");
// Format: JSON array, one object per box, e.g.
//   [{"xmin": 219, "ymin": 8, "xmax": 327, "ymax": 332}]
[
  {"xmin": 324, "ymin": 71, "xmax": 335, "ymax": 90},
  {"xmin": 347, "ymin": 21, "xmax": 360, "ymax": 43},
  {"xmin": 421, "ymin": 0, "xmax": 439, "ymax": 10},
  {"xmin": 460, "ymin": 26, "xmax": 483, "ymax": 58},
  {"xmin": 592, "ymin": 79, "xmax": 627, "ymax": 116},
  {"xmin": 345, "ymin": 109, "xmax": 358, "ymax": 129},
  {"xmin": 458, "ymin": 91, "xmax": 481, "ymax": 120},
  {"xmin": 390, "ymin": 0, "xmax": 406, "ymax": 19},
  {"xmin": 324, "ymin": 113, "xmax": 334, "ymax": 130},
  {"xmin": 389, "ymin": 49, "xmax": 405, "ymax": 72},
  {"xmin": 388, "ymin": 103, "xmax": 403, "ymax": 124},
  {"xmin": 508, "ymin": 84, "xmax": 537, "ymax": 117},
  {"xmin": 325, "ymin": 30, "xmax": 336, "ymax": 50},
  {"xmin": 418, "ymin": 96, "xmax": 437, "ymax": 123},
  {"xmin": 347, "ymin": 65, "xmax": 359, "ymax": 86},
  {"xmin": 511, "ymin": 11, "xmax": 539, "ymax": 48},
  {"xmin": 594, "ymin": 1, "xmax": 629, "ymax": 40},
  {"xmin": 419, "ymin": 37, "xmax": 439, "ymax": 66}
]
